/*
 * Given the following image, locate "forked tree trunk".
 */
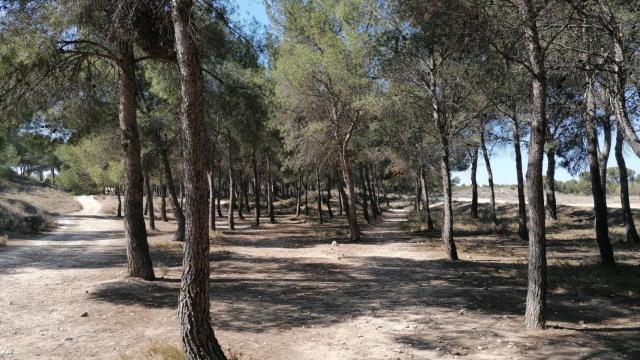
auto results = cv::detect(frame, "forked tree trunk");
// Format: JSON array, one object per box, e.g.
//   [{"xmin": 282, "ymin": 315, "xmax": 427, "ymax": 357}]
[
  {"xmin": 544, "ymin": 141, "xmax": 557, "ymax": 221},
  {"xmin": 513, "ymin": 118, "xmax": 528, "ymax": 240},
  {"xmin": 480, "ymin": 129, "xmax": 497, "ymax": 227},
  {"xmin": 144, "ymin": 169, "xmax": 156, "ymax": 231},
  {"xmin": 339, "ymin": 146, "xmax": 361, "ymax": 241},
  {"xmin": 160, "ymin": 143, "xmax": 185, "ymax": 242},
  {"xmin": 615, "ymin": 127, "xmax": 640, "ymax": 243},
  {"xmin": 252, "ymin": 150, "xmax": 260, "ymax": 227},
  {"xmin": 171, "ymin": 0, "xmax": 227, "ymax": 357},
  {"xmin": 315, "ymin": 167, "xmax": 323, "ymax": 224},
  {"xmin": 518, "ymin": 0, "xmax": 547, "ymax": 329},
  {"xmin": 208, "ymin": 170, "xmax": 216, "ymax": 231},
  {"xmin": 419, "ymin": 165, "xmax": 434, "ymax": 231},
  {"xmin": 470, "ymin": 145, "xmax": 479, "ymax": 219},
  {"xmin": 585, "ymin": 81, "xmax": 616, "ymax": 267},
  {"xmin": 116, "ymin": 38, "xmax": 154, "ymax": 280}
]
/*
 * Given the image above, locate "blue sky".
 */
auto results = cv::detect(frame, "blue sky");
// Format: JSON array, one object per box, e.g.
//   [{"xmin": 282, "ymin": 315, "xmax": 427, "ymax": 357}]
[{"xmin": 235, "ymin": 1, "xmax": 640, "ymax": 186}]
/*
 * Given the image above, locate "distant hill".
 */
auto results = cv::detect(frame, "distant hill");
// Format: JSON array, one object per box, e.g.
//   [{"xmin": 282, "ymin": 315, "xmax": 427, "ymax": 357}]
[{"xmin": 0, "ymin": 172, "xmax": 81, "ymax": 236}]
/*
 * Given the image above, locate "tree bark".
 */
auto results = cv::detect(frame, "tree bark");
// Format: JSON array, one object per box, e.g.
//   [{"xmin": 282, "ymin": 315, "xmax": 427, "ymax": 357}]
[
  {"xmin": 518, "ymin": 0, "xmax": 547, "ymax": 329},
  {"xmin": 470, "ymin": 145, "xmax": 479, "ymax": 219},
  {"xmin": 295, "ymin": 173, "xmax": 302, "ymax": 217},
  {"xmin": 419, "ymin": 165, "xmax": 434, "ymax": 231},
  {"xmin": 615, "ymin": 127, "xmax": 640, "ymax": 243},
  {"xmin": 144, "ymin": 168, "xmax": 156, "ymax": 231},
  {"xmin": 513, "ymin": 118, "xmax": 528, "ymax": 240},
  {"xmin": 364, "ymin": 164, "xmax": 379, "ymax": 218},
  {"xmin": 599, "ymin": 113, "xmax": 612, "ymax": 193},
  {"xmin": 216, "ymin": 171, "xmax": 224, "ymax": 218},
  {"xmin": 544, "ymin": 140, "xmax": 558, "ymax": 221},
  {"xmin": 585, "ymin": 81, "xmax": 616, "ymax": 267},
  {"xmin": 480, "ymin": 128, "xmax": 497, "ymax": 227},
  {"xmin": 116, "ymin": 38, "xmax": 154, "ymax": 280},
  {"xmin": 304, "ymin": 176, "xmax": 309, "ymax": 216},
  {"xmin": 227, "ymin": 143, "xmax": 235, "ymax": 231},
  {"xmin": 171, "ymin": 0, "xmax": 227, "ymax": 356}
]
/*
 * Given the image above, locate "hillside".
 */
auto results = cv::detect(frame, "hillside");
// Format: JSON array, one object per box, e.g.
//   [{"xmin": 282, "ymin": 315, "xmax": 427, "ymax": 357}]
[{"xmin": 0, "ymin": 173, "xmax": 81, "ymax": 236}]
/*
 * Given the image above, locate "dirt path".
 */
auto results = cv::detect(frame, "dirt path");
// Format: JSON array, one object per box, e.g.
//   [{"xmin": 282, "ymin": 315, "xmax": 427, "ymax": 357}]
[{"xmin": 1, "ymin": 197, "xmax": 638, "ymax": 359}]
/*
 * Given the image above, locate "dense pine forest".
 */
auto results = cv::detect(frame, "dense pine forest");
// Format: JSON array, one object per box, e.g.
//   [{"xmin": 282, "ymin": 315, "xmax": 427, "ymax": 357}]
[{"xmin": 1, "ymin": 0, "xmax": 639, "ymax": 359}]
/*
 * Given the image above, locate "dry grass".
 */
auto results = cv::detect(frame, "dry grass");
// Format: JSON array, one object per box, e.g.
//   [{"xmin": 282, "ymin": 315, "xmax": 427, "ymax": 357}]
[
  {"xmin": 209, "ymin": 230, "xmax": 224, "ymax": 241},
  {"xmin": 149, "ymin": 240, "xmax": 183, "ymax": 251},
  {"xmin": 0, "ymin": 235, "xmax": 7, "ymax": 246}
]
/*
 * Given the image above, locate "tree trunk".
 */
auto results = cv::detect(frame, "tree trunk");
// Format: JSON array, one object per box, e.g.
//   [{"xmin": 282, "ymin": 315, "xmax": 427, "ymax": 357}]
[
  {"xmin": 295, "ymin": 173, "xmax": 302, "ymax": 217},
  {"xmin": 480, "ymin": 129, "xmax": 497, "ymax": 227},
  {"xmin": 419, "ymin": 165, "xmax": 434, "ymax": 231},
  {"xmin": 414, "ymin": 173, "xmax": 421, "ymax": 211},
  {"xmin": 365, "ymin": 164, "xmax": 379, "ymax": 218},
  {"xmin": 544, "ymin": 141, "xmax": 557, "ymax": 221},
  {"xmin": 208, "ymin": 170, "xmax": 216, "ymax": 231},
  {"xmin": 116, "ymin": 185, "xmax": 123, "ymax": 218},
  {"xmin": 585, "ymin": 81, "xmax": 616, "ymax": 267},
  {"xmin": 236, "ymin": 181, "xmax": 245, "ymax": 220},
  {"xmin": 227, "ymin": 144, "xmax": 235, "ymax": 231},
  {"xmin": 315, "ymin": 167, "xmax": 323, "ymax": 224},
  {"xmin": 266, "ymin": 158, "xmax": 275, "ymax": 223},
  {"xmin": 160, "ymin": 178, "xmax": 168, "ymax": 222},
  {"xmin": 216, "ymin": 171, "xmax": 224, "ymax": 218},
  {"xmin": 359, "ymin": 165, "xmax": 371, "ymax": 225},
  {"xmin": 325, "ymin": 177, "xmax": 334, "ymax": 218},
  {"xmin": 518, "ymin": 0, "xmax": 547, "ymax": 329},
  {"xmin": 615, "ymin": 127, "xmax": 640, "ymax": 243},
  {"xmin": 513, "ymin": 118, "xmax": 528, "ymax": 240},
  {"xmin": 599, "ymin": 113, "xmax": 612, "ymax": 193},
  {"xmin": 439, "ymin": 147, "xmax": 458, "ymax": 260},
  {"xmin": 171, "ymin": 0, "xmax": 227, "ymax": 356},
  {"xmin": 337, "ymin": 180, "xmax": 343, "ymax": 216},
  {"xmin": 160, "ymin": 142, "xmax": 186, "ymax": 242},
  {"xmin": 252, "ymin": 150, "xmax": 260, "ymax": 227},
  {"xmin": 470, "ymin": 145, "xmax": 479, "ymax": 219},
  {"xmin": 116, "ymin": 38, "xmax": 154, "ymax": 281},
  {"xmin": 304, "ymin": 177, "xmax": 309, "ymax": 216},
  {"xmin": 339, "ymin": 146, "xmax": 361, "ymax": 241},
  {"xmin": 144, "ymin": 168, "xmax": 156, "ymax": 231}
]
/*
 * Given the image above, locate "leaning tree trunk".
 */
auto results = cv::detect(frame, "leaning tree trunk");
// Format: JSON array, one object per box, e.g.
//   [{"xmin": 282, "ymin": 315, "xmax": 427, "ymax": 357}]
[
  {"xmin": 615, "ymin": 127, "xmax": 640, "ymax": 243},
  {"xmin": 419, "ymin": 165, "xmax": 434, "ymax": 231},
  {"xmin": 470, "ymin": 145, "xmax": 479, "ymax": 219},
  {"xmin": 208, "ymin": 169, "xmax": 216, "ymax": 231},
  {"xmin": 160, "ymin": 178, "xmax": 168, "ymax": 222},
  {"xmin": 359, "ymin": 165, "xmax": 371, "ymax": 225},
  {"xmin": 266, "ymin": 158, "xmax": 275, "ymax": 224},
  {"xmin": 513, "ymin": 118, "xmax": 528, "ymax": 240},
  {"xmin": 116, "ymin": 38, "xmax": 154, "ymax": 280},
  {"xmin": 160, "ymin": 143, "xmax": 186, "ymax": 242},
  {"xmin": 144, "ymin": 168, "xmax": 156, "ymax": 231},
  {"xmin": 171, "ymin": 0, "xmax": 227, "ymax": 357},
  {"xmin": 315, "ymin": 167, "xmax": 323, "ymax": 224},
  {"xmin": 518, "ymin": 0, "xmax": 547, "ymax": 329},
  {"xmin": 585, "ymin": 81, "xmax": 616, "ymax": 267},
  {"xmin": 480, "ymin": 129, "xmax": 497, "ymax": 227},
  {"xmin": 339, "ymin": 145, "xmax": 361, "ymax": 241}
]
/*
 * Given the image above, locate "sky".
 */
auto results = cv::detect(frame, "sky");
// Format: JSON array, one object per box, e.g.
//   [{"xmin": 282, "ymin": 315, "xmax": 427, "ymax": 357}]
[{"xmin": 234, "ymin": 1, "xmax": 640, "ymax": 186}]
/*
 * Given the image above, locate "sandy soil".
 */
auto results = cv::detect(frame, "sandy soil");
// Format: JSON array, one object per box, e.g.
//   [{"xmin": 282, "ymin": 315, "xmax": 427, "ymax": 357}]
[{"xmin": 0, "ymin": 195, "xmax": 639, "ymax": 359}]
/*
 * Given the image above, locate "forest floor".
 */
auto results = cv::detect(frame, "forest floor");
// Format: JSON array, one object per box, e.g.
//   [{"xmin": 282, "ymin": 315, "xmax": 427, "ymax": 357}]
[{"xmin": 0, "ymin": 194, "xmax": 639, "ymax": 359}]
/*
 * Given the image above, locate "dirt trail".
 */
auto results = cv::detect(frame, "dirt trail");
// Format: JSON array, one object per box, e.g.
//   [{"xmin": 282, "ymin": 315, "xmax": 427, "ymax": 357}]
[{"xmin": 1, "ymin": 196, "xmax": 638, "ymax": 359}]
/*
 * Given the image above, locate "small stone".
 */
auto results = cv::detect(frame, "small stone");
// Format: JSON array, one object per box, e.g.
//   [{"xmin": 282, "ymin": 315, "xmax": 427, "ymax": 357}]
[
  {"xmin": 64, "ymin": 337, "xmax": 73, "ymax": 342},
  {"xmin": 80, "ymin": 312, "xmax": 89, "ymax": 317}
]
